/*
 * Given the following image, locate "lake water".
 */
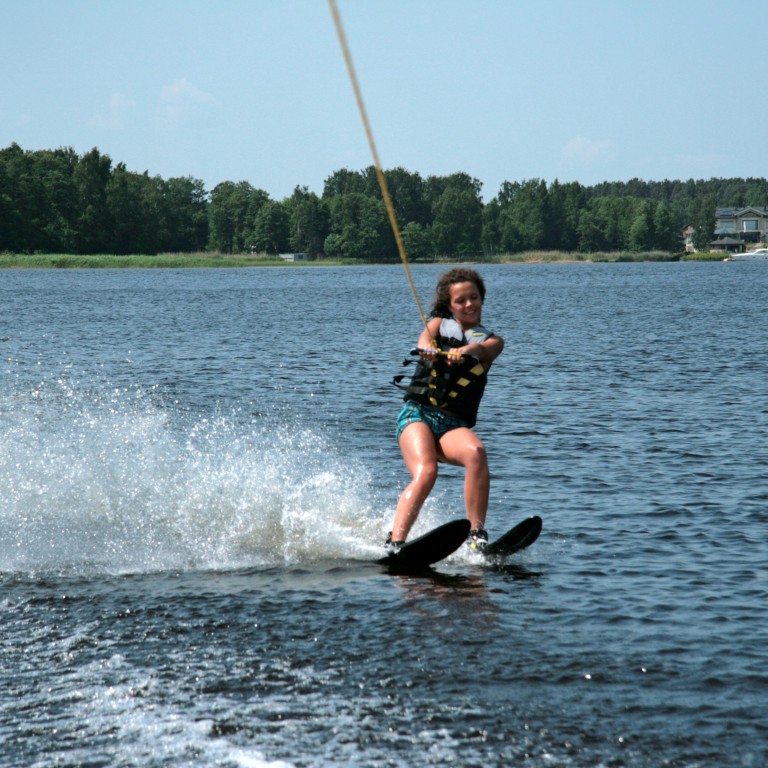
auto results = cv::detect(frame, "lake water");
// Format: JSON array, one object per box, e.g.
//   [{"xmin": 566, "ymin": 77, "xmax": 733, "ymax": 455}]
[{"xmin": 1, "ymin": 262, "xmax": 766, "ymax": 767}]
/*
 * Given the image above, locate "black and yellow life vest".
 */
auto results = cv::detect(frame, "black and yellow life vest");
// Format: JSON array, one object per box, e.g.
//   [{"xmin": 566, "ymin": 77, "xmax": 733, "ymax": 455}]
[{"xmin": 393, "ymin": 318, "xmax": 493, "ymax": 427}]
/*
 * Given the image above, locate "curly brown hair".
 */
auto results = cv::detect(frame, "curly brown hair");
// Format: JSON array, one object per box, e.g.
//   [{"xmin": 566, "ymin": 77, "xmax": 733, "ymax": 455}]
[{"xmin": 430, "ymin": 268, "xmax": 487, "ymax": 318}]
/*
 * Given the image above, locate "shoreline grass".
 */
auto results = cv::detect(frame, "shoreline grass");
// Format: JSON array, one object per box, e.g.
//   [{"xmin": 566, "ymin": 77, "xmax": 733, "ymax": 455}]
[
  {"xmin": 0, "ymin": 250, "xmax": 725, "ymax": 269},
  {"xmin": 0, "ymin": 252, "xmax": 340, "ymax": 269}
]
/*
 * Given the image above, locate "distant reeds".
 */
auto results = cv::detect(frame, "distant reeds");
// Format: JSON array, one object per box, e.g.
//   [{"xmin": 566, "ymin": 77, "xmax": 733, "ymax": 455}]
[
  {"xmin": 0, "ymin": 250, "xmax": 724, "ymax": 268},
  {"xmin": 0, "ymin": 252, "xmax": 312, "ymax": 269}
]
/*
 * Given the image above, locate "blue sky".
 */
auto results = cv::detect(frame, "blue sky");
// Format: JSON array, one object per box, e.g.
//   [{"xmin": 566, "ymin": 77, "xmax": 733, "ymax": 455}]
[{"xmin": 2, "ymin": 0, "xmax": 761, "ymax": 201}]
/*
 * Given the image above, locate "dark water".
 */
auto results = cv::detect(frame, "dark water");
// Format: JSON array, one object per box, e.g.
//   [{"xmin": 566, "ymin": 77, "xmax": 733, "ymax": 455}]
[{"xmin": 1, "ymin": 263, "xmax": 766, "ymax": 767}]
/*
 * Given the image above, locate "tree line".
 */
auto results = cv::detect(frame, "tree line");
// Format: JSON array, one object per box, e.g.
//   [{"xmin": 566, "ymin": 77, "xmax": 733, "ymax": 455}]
[{"xmin": 2, "ymin": 142, "xmax": 767, "ymax": 258}]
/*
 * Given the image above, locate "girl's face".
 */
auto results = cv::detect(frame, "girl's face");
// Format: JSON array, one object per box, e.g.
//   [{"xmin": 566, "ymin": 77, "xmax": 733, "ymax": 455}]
[{"xmin": 448, "ymin": 281, "xmax": 483, "ymax": 329}]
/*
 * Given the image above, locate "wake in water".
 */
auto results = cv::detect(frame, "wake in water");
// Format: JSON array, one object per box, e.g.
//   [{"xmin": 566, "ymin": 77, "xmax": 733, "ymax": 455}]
[{"xmin": 0, "ymin": 380, "xmax": 385, "ymax": 576}]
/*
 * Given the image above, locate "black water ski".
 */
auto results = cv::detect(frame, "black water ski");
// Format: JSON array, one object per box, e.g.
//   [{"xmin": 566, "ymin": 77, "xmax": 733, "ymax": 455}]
[
  {"xmin": 484, "ymin": 515, "xmax": 542, "ymax": 558},
  {"xmin": 378, "ymin": 519, "xmax": 470, "ymax": 568}
]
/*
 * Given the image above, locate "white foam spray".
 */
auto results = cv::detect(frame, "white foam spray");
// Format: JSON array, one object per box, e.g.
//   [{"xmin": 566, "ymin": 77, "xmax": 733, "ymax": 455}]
[{"xmin": 0, "ymin": 380, "xmax": 384, "ymax": 576}]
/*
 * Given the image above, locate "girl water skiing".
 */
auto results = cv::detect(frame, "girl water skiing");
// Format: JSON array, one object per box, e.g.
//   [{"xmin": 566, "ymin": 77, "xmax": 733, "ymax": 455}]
[{"xmin": 387, "ymin": 268, "xmax": 504, "ymax": 553}]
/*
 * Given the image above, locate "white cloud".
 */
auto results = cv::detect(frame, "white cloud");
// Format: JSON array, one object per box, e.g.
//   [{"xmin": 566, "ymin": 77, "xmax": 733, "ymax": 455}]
[
  {"xmin": 93, "ymin": 92, "xmax": 136, "ymax": 130},
  {"xmin": 156, "ymin": 78, "xmax": 215, "ymax": 125},
  {"xmin": 562, "ymin": 136, "xmax": 615, "ymax": 165}
]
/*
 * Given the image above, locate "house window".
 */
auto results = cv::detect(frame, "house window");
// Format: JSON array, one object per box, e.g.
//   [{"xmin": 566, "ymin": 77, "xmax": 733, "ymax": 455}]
[{"xmin": 742, "ymin": 220, "xmax": 759, "ymax": 231}]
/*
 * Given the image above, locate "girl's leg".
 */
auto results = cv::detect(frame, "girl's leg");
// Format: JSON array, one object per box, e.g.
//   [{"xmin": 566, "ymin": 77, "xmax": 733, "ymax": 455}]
[
  {"xmin": 437, "ymin": 428, "xmax": 489, "ymax": 530},
  {"xmin": 391, "ymin": 422, "xmax": 439, "ymax": 541}
]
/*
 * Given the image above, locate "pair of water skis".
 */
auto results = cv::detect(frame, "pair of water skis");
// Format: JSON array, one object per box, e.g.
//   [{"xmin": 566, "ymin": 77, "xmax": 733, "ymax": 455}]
[{"xmin": 377, "ymin": 516, "xmax": 542, "ymax": 570}]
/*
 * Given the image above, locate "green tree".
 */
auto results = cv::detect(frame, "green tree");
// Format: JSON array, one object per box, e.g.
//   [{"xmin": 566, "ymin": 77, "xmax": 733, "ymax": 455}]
[
  {"xmin": 285, "ymin": 186, "xmax": 329, "ymax": 256},
  {"xmin": 652, "ymin": 201, "xmax": 679, "ymax": 251},
  {"xmin": 0, "ymin": 145, "xmax": 19, "ymax": 250},
  {"xmin": 106, "ymin": 165, "xmax": 158, "ymax": 254},
  {"xmin": 0, "ymin": 143, "xmax": 79, "ymax": 253},
  {"xmin": 690, "ymin": 195, "xmax": 716, "ymax": 251},
  {"xmin": 578, "ymin": 197, "xmax": 635, "ymax": 251},
  {"xmin": 481, "ymin": 198, "xmax": 502, "ymax": 256},
  {"xmin": 252, "ymin": 200, "xmax": 290, "ymax": 254},
  {"xmin": 372, "ymin": 166, "xmax": 430, "ymax": 228},
  {"xmin": 34, "ymin": 147, "xmax": 79, "ymax": 252},
  {"xmin": 326, "ymin": 192, "xmax": 391, "ymax": 260},
  {"xmin": 161, "ymin": 176, "xmax": 208, "ymax": 252},
  {"xmin": 492, "ymin": 181, "xmax": 521, "ymax": 252},
  {"xmin": 431, "ymin": 186, "xmax": 483, "ymax": 256},
  {"xmin": 353, "ymin": 165, "xmax": 431, "ymax": 259},
  {"xmin": 547, "ymin": 180, "xmax": 585, "ymax": 251},
  {"xmin": 425, "ymin": 172, "xmax": 482, "ymax": 209},
  {"xmin": 73, "ymin": 147, "xmax": 113, "ymax": 253},
  {"xmin": 208, "ymin": 181, "xmax": 269, "ymax": 253},
  {"xmin": 628, "ymin": 200, "xmax": 655, "ymax": 251},
  {"xmin": 426, "ymin": 173, "xmax": 483, "ymax": 257},
  {"xmin": 510, "ymin": 178, "xmax": 549, "ymax": 250},
  {"xmin": 323, "ymin": 168, "xmax": 366, "ymax": 198},
  {"xmin": 577, "ymin": 207, "xmax": 605, "ymax": 252},
  {"xmin": 401, "ymin": 221, "xmax": 432, "ymax": 261}
]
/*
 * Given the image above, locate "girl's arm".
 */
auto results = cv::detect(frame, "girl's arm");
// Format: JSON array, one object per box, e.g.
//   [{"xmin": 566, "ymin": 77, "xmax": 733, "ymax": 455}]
[
  {"xmin": 416, "ymin": 317, "xmax": 444, "ymax": 351},
  {"xmin": 460, "ymin": 334, "xmax": 504, "ymax": 365},
  {"xmin": 416, "ymin": 319, "xmax": 504, "ymax": 370}
]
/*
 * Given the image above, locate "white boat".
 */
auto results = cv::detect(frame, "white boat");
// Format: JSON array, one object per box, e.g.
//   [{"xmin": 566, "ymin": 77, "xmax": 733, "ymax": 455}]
[{"xmin": 725, "ymin": 248, "xmax": 768, "ymax": 261}]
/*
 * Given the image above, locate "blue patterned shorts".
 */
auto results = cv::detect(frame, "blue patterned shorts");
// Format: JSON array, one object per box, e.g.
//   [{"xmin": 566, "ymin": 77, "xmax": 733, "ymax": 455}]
[{"xmin": 396, "ymin": 400, "xmax": 468, "ymax": 442}]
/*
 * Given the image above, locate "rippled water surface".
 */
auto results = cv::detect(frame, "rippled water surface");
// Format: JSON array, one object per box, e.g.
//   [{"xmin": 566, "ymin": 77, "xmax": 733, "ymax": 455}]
[{"xmin": 1, "ymin": 263, "xmax": 766, "ymax": 767}]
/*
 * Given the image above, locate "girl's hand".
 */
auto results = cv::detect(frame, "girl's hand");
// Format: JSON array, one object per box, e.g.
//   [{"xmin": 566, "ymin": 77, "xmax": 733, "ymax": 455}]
[
  {"xmin": 417, "ymin": 344, "xmax": 439, "ymax": 363},
  {"xmin": 415, "ymin": 346, "xmax": 468, "ymax": 365},
  {"xmin": 445, "ymin": 347, "xmax": 466, "ymax": 365}
]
